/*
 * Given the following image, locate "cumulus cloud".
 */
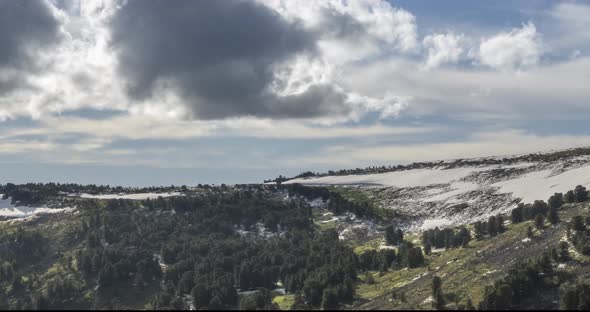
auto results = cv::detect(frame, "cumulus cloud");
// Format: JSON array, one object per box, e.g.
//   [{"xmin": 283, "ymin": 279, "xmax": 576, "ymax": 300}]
[
  {"xmin": 105, "ymin": 0, "xmax": 419, "ymax": 121},
  {"xmin": 108, "ymin": 0, "xmax": 353, "ymax": 120},
  {"xmin": 0, "ymin": 0, "xmax": 131, "ymax": 121},
  {"xmin": 422, "ymin": 32, "xmax": 464, "ymax": 69},
  {"xmin": 0, "ymin": 0, "xmax": 64, "ymax": 118},
  {"xmin": 477, "ymin": 22, "xmax": 540, "ymax": 71},
  {"xmin": 0, "ymin": 0, "xmax": 62, "ymax": 71},
  {"xmin": 0, "ymin": 0, "xmax": 583, "ymax": 130},
  {"xmin": 340, "ymin": 56, "xmax": 590, "ymax": 120},
  {"xmin": 0, "ymin": 0, "xmax": 420, "ymax": 123},
  {"xmin": 263, "ymin": 0, "xmax": 418, "ymax": 61}
]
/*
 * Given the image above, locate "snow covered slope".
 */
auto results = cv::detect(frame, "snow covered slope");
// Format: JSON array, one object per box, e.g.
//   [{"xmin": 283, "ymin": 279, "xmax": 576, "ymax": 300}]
[
  {"xmin": 285, "ymin": 150, "xmax": 590, "ymax": 230},
  {"xmin": 0, "ymin": 195, "xmax": 73, "ymax": 219}
]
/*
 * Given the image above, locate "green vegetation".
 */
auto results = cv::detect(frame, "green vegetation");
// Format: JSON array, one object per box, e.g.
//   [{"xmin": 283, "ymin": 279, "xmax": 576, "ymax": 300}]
[{"xmin": 1, "ymin": 182, "xmax": 590, "ymax": 310}]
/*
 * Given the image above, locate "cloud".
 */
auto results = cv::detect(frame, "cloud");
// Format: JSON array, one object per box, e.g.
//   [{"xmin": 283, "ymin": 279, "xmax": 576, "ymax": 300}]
[
  {"xmin": 477, "ymin": 22, "xmax": 540, "ymax": 71},
  {"xmin": 0, "ymin": 0, "xmax": 63, "ymax": 111},
  {"xmin": 340, "ymin": 55, "xmax": 590, "ymax": 121},
  {"xmin": 0, "ymin": 0, "xmax": 131, "ymax": 121},
  {"xmin": 0, "ymin": 1, "xmax": 584, "ymax": 133},
  {"xmin": 0, "ymin": 0, "xmax": 62, "ymax": 71},
  {"xmin": 548, "ymin": 2, "xmax": 590, "ymax": 54},
  {"xmin": 0, "ymin": 114, "xmax": 435, "ymax": 142},
  {"xmin": 263, "ymin": 0, "xmax": 418, "ymax": 61},
  {"xmin": 108, "ymin": 0, "xmax": 358, "ymax": 120},
  {"xmin": 422, "ymin": 32, "xmax": 464, "ymax": 69},
  {"xmin": 104, "ymin": 0, "xmax": 420, "ymax": 121}
]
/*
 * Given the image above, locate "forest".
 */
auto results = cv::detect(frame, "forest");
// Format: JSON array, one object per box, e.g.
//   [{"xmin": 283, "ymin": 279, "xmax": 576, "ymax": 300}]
[{"xmin": 0, "ymin": 182, "xmax": 589, "ymax": 310}]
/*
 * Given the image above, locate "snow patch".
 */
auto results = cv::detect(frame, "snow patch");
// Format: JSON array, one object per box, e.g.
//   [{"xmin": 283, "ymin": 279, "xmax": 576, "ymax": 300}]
[
  {"xmin": 287, "ymin": 167, "xmax": 479, "ymax": 187},
  {"xmin": 0, "ymin": 195, "xmax": 74, "ymax": 218},
  {"xmin": 287, "ymin": 160, "xmax": 590, "ymax": 230},
  {"xmin": 421, "ymin": 219, "xmax": 454, "ymax": 230},
  {"xmin": 73, "ymin": 192, "xmax": 182, "ymax": 200},
  {"xmin": 492, "ymin": 165, "xmax": 590, "ymax": 203}
]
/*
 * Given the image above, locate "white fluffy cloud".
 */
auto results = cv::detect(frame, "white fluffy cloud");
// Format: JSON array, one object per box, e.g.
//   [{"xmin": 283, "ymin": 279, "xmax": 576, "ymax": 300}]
[
  {"xmin": 0, "ymin": 0, "xmax": 564, "ymax": 127},
  {"xmin": 260, "ymin": 0, "xmax": 419, "ymax": 120},
  {"xmin": 0, "ymin": 0, "xmax": 130, "ymax": 121},
  {"xmin": 422, "ymin": 32, "xmax": 464, "ymax": 69},
  {"xmin": 0, "ymin": 1, "xmax": 587, "ymax": 150},
  {"xmin": 339, "ymin": 55, "xmax": 590, "ymax": 120},
  {"xmin": 477, "ymin": 22, "xmax": 540, "ymax": 71},
  {"xmin": 261, "ymin": 0, "xmax": 418, "ymax": 55}
]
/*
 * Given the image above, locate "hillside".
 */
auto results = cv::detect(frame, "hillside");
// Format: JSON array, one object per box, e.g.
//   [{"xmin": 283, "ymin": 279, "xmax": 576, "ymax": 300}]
[
  {"xmin": 1, "ymin": 148, "xmax": 590, "ymax": 310},
  {"xmin": 282, "ymin": 147, "xmax": 590, "ymax": 231}
]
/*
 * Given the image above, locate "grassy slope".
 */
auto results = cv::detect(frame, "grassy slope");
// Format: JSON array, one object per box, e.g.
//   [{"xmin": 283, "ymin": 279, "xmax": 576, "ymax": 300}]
[
  {"xmin": 351, "ymin": 202, "xmax": 590, "ymax": 310},
  {"xmin": 1, "ymin": 211, "xmax": 94, "ymax": 308},
  {"xmin": 2, "ymin": 195, "xmax": 589, "ymax": 310},
  {"xmin": 0, "ymin": 201, "xmax": 161, "ymax": 310}
]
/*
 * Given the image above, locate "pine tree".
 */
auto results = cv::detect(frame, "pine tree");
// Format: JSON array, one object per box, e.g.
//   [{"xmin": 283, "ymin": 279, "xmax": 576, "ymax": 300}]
[
  {"xmin": 487, "ymin": 216, "xmax": 498, "ymax": 236},
  {"xmin": 385, "ymin": 225, "xmax": 396, "ymax": 245},
  {"xmin": 548, "ymin": 192, "xmax": 564, "ymax": 209},
  {"xmin": 534, "ymin": 214, "xmax": 545, "ymax": 229},
  {"xmin": 34, "ymin": 294, "xmax": 49, "ymax": 310},
  {"xmin": 511, "ymin": 206, "xmax": 523, "ymax": 223},
  {"xmin": 559, "ymin": 241, "xmax": 570, "ymax": 261},
  {"xmin": 465, "ymin": 298, "xmax": 475, "ymax": 310},
  {"xmin": 495, "ymin": 284, "xmax": 513, "ymax": 310},
  {"xmin": 564, "ymin": 190, "xmax": 575, "ymax": 203},
  {"xmin": 424, "ymin": 242, "xmax": 432, "ymax": 255},
  {"xmin": 560, "ymin": 289, "xmax": 578, "ymax": 310},
  {"xmin": 321, "ymin": 288, "xmax": 338, "ymax": 310},
  {"xmin": 574, "ymin": 185, "xmax": 588, "ymax": 202},
  {"xmin": 548, "ymin": 205, "xmax": 559, "ymax": 225},
  {"xmin": 431, "ymin": 276, "xmax": 445, "ymax": 310}
]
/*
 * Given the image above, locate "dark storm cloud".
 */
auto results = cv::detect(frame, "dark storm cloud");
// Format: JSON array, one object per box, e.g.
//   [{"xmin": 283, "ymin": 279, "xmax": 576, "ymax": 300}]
[
  {"xmin": 109, "ymin": 0, "xmax": 352, "ymax": 120},
  {"xmin": 0, "ymin": 0, "xmax": 61, "ymax": 70}
]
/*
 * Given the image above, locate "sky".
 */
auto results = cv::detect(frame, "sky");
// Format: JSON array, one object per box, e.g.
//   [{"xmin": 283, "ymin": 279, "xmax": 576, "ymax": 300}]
[{"xmin": 1, "ymin": 0, "xmax": 590, "ymax": 186}]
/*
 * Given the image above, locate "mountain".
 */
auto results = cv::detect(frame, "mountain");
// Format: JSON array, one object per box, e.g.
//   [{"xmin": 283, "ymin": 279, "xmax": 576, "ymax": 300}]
[
  {"xmin": 283, "ymin": 147, "xmax": 590, "ymax": 230},
  {"xmin": 0, "ymin": 147, "xmax": 589, "ymax": 310}
]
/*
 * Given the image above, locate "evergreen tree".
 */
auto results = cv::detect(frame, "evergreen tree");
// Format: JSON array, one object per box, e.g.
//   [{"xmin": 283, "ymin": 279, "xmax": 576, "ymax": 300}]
[
  {"xmin": 34, "ymin": 294, "xmax": 49, "ymax": 310},
  {"xmin": 535, "ymin": 214, "xmax": 545, "ymax": 229},
  {"xmin": 548, "ymin": 192, "xmax": 564, "ymax": 209},
  {"xmin": 465, "ymin": 298, "xmax": 475, "ymax": 310},
  {"xmin": 432, "ymin": 276, "xmax": 445, "ymax": 310},
  {"xmin": 572, "ymin": 215, "xmax": 586, "ymax": 232},
  {"xmin": 321, "ymin": 288, "xmax": 339, "ymax": 310},
  {"xmin": 495, "ymin": 284, "xmax": 513, "ymax": 310},
  {"xmin": 385, "ymin": 225, "xmax": 396, "ymax": 245},
  {"xmin": 564, "ymin": 190, "xmax": 575, "ymax": 203},
  {"xmin": 424, "ymin": 242, "xmax": 432, "ymax": 255},
  {"xmin": 191, "ymin": 284, "xmax": 211, "ymax": 309},
  {"xmin": 548, "ymin": 205, "xmax": 559, "ymax": 225},
  {"xmin": 511, "ymin": 206, "xmax": 523, "ymax": 224},
  {"xmin": 559, "ymin": 241, "xmax": 570, "ymax": 261},
  {"xmin": 487, "ymin": 216, "xmax": 498, "ymax": 236},
  {"xmin": 574, "ymin": 185, "xmax": 588, "ymax": 202},
  {"xmin": 560, "ymin": 289, "xmax": 578, "ymax": 310}
]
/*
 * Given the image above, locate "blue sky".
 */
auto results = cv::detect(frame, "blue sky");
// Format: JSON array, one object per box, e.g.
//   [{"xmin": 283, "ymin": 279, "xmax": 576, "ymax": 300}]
[{"xmin": 1, "ymin": 0, "xmax": 590, "ymax": 186}]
